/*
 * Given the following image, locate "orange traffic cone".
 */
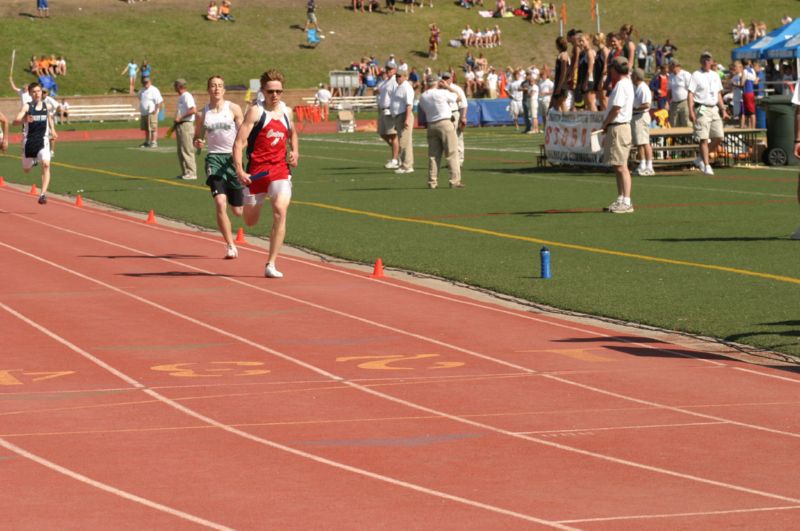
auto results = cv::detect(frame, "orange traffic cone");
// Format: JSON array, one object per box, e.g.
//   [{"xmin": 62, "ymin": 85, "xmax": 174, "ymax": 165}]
[
  {"xmin": 0, "ymin": 176, "xmax": 5, "ymax": 187},
  {"xmin": 145, "ymin": 209, "xmax": 157, "ymax": 224},
  {"xmin": 29, "ymin": 183, "xmax": 38, "ymax": 195},
  {"xmin": 235, "ymin": 227, "xmax": 247, "ymax": 244},
  {"xmin": 370, "ymin": 257, "xmax": 385, "ymax": 278},
  {"xmin": 75, "ymin": 194, "xmax": 84, "ymax": 207}
]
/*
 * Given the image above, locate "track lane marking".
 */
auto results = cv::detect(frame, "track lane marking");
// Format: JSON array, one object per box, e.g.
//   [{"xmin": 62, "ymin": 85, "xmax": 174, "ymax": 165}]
[
  {"xmin": 0, "ymin": 302, "xmax": 573, "ymax": 529},
  {"xmin": 3, "ymin": 230, "xmax": 800, "ymax": 509}
]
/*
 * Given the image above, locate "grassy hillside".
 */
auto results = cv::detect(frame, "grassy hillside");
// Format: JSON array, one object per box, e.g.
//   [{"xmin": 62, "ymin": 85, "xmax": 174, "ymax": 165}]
[{"xmin": 0, "ymin": 0, "xmax": 792, "ymax": 97}]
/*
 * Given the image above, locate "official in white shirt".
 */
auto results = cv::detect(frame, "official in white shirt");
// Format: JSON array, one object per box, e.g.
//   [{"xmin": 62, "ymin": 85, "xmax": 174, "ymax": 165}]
[
  {"xmin": 600, "ymin": 56, "xmax": 635, "ymax": 213},
  {"xmin": 391, "ymin": 65, "xmax": 415, "ymax": 173},
  {"xmin": 688, "ymin": 51, "xmax": 729, "ymax": 175},
  {"xmin": 667, "ymin": 59, "xmax": 692, "ymax": 127},
  {"xmin": 138, "ymin": 76, "xmax": 164, "ymax": 148},
  {"xmin": 417, "ymin": 75, "xmax": 463, "ymax": 189},
  {"xmin": 376, "ymin": 60, "xmax": 399, "ymax": 168},
  {"xmin": 174, "ymin": 78, "xmax": 197, "ymax": 180},
  {"xmin": 441, "ymin": 71, "xmax": 467, "ymax": 167},
  {"xmin": 631, "ymin": 68, "xmax": 654, "ymax": 176}
]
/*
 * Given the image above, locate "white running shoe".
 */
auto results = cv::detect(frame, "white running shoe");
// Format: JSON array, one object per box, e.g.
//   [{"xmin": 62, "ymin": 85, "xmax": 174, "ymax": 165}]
[
  {"xmin": 609, "ymin": 202, "xmax": 634, "ymax": 214},
  {"xmin": 384, "ymin": 159, "xmax": 400, "ymax": 169},
  {"xmin": 693, "ymin": 157, "xmax": 705, "ymax": 172},
  {"xmin": 394, "ymin": 167, "xmax": 414, "ymax": 174},
  {"xmin": 604, "ymin": 199, "xmax": 622, "ymax": 212},
  {"xmin": 225, "ymin": 244, "xmax": 238, "ymax": 259},
  {"xmin": 791, "ymin": 226, "xmax": 800, "ymax": 240},
  {"xmin": 703, "ymin": 165, "xmax": 715, "ymax": 175},
  {"xmin": 264, "ymin": 263, "xmax": 284, "ymax": 278}
]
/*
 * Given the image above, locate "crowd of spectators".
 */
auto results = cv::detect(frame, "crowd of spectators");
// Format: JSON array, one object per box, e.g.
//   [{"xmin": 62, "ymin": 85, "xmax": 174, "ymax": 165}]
[
  {"xmin": 29, "ymin": 55, "xmax": 67, "ymax": 78},
  {"xmin": 733, "ymin": 19, "xmax": 769, "ymax": 45},
  {"xmin": 459, "ymin": 25, "xmax": 503, "ymax": 48}
]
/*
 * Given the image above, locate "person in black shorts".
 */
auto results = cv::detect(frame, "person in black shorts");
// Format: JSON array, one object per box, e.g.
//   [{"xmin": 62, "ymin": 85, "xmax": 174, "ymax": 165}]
[
  {"xmin": 14, "ymin": 82, "xmax": 56, "ymax": 205},
  {"xmin": 193, "ymin": 76, "xmax": 245, "ymax": 259}
]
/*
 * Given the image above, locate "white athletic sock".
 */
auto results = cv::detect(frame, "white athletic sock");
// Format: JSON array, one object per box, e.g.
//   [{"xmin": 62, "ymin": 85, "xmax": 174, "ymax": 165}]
[
  {"xmin": 646, "ymin": 160, "xmax": 653, "ymax": 171},
  {"xmin": 622, "ymin": 197, "xmax": 631, "ymax": 206},
  {"xmin": 638, "ymin": 160, "xmax": 646, "ymax": 171},
  {"xmin": 617, "ymin": 195, "xmax": 624, "ymax": 204}
]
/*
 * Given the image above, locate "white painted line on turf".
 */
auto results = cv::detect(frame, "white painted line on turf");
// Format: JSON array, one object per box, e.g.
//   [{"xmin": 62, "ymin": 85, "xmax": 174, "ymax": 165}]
[
  {"xmin": 0, "ymin": 437, "xmax": 229, "ymax": 529},
  {"xmin": 4, "ymin": 240, "xmax": 800, "ymax": 509},
  {"xmin": 0, "ymin": 301, "xmax": 573, "ymax": 529}
]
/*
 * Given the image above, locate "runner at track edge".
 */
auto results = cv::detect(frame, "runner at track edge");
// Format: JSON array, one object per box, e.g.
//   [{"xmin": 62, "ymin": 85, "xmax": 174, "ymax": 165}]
[
  {"xmin": 14, "ymin": 82, "xmax": 56, "ymax": 205},
  {"xmin": 232, "ymin": 69, "xmax": 298, "ymax": 278}
]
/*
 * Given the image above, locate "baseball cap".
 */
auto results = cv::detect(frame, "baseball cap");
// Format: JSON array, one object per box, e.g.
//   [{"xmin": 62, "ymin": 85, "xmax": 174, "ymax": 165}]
[
  {"xmin": 700, "ymin": 51, "xmax": 713, "ymax": 61},
  {"xmin": 397, "ymin": 64, "xmax": 409, "ymax": 75},
  {"xmin": 174, "ymin": 78, "xmax": 187, "ymax": 87},
  {"xmin": 632, "ymin": 68, "xmax": 645, "ymax": 80},
  {"xmin": 440, "ymin": 71, "xmax": 452, "ymax": 80}
]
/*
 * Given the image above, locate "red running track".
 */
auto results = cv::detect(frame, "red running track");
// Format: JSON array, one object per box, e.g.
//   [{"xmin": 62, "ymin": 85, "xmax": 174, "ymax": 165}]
[{"xmin": 1, "ymin": 185, "xmax": 800, "ymax": 529}]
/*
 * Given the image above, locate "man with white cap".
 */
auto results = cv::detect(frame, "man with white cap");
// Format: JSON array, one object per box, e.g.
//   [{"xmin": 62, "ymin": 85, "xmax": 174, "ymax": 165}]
[
  {"xmin": 417, "ymin": 74, "xmax": 464, "ymax": 189},
  {"xmin": 688, "ymin": 51, "xmax": 729, "ymax": 175},
  {"xmin": 391, "ymin": 64, "xmax": 415, "ymax": 173},
  {"xmin": 376, "ymin": 60, "xmax": 399, "ymax": 169}
]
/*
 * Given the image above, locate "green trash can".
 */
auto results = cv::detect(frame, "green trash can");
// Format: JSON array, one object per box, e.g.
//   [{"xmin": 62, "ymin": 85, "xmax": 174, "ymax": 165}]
[{"xmin": 760, "ymin": 94, "xmax": 796, "ymax": 166}]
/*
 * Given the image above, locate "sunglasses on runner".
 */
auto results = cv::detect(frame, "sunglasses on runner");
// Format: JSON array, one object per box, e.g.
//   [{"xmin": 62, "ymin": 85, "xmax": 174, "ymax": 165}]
[{"xmin": 265, "ymin": 89, "xmax": 283, "ymax": 95}]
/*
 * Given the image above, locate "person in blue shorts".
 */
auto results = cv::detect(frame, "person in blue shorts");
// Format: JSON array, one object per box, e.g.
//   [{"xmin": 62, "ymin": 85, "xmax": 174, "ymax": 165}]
[{"xmin": 37, "ymin": 0, "xmax": 49, "ymax": 18}]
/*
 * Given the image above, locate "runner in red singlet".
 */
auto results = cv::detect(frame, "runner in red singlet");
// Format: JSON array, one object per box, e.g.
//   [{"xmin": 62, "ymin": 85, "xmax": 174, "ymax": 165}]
[{"xmin": 233, "ymin": 69, "xmax": 298, "ymax": 278}]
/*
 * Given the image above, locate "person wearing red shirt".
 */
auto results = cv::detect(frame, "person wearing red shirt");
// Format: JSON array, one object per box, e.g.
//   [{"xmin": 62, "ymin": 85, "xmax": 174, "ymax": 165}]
[{"xmin": 233, "ymin": 70, "xmax": 299, "ymax": 278}]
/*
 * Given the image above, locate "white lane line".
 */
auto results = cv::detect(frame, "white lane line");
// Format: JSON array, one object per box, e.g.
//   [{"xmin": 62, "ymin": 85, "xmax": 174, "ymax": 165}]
[
  {"xmin": 0, "ymin": 438, "xmax": 228, "ymax": 530},
  {"xmin": 0, "ymin": 302, "xmax": 572, "ymax": 529},
  {"xmin": 732, "ymin": 367, "xmax": 800, "ymax": 383},
  {"xmin": 4, "ymin": 241, "xmax": 800, "ymax": 508},
  {"xmin": 557, "ymin": 504, "xmax": 800, "ymax": 524},
  {"xmin": 517, "ymin": 421, "xmax": 726, "ymax": 436}
]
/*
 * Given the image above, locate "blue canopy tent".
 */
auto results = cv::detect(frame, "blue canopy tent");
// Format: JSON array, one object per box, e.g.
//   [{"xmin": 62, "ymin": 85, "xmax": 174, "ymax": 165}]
[
  {"xmin": 732, "ymin": 19, "xmax": 800, "ymax": 60},
  {"xmin": 765, "ymin": 29, "xmax": 800, "ymax": 60}
]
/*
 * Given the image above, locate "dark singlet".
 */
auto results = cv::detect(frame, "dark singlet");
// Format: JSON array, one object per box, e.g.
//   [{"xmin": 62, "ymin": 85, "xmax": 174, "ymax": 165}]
[
  {"xmin": 24, "ymin": 102, "xmax": 49, "ymax": 158},
  {"xmin": 593, "ymin": 49, "xmax": 606, "ymax": 92}
]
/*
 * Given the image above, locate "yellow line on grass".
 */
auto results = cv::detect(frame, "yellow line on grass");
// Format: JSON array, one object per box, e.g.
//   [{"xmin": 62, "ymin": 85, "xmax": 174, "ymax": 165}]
[
  {"xmin": 296, "ymin": 201, "xmax": 800, "ymax": 285},
  {"xmin": 10, "ymin": 156, "xmax": 796, "ymax": 285}
]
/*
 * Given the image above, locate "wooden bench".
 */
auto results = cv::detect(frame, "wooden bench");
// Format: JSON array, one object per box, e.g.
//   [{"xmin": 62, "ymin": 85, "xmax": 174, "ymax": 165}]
[
  {"xmin": 301, "ymin": 95, "xmax": 377, "ymax": 111},
  {"xmin": 67, "ymin": 104, "xmax": 139, "ymax": 122}
]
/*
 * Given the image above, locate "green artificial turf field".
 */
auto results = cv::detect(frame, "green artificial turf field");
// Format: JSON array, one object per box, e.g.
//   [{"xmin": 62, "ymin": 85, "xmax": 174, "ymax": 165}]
[{"xmin": 1, "ymin": 127, "xmax": 797, "ymax": 358}]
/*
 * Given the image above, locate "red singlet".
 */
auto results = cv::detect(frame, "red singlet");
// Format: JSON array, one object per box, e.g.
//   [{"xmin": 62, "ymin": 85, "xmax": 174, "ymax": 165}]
[{"xmin": 246, "ymin": 109, "xmax": 291, "ymax": 195}]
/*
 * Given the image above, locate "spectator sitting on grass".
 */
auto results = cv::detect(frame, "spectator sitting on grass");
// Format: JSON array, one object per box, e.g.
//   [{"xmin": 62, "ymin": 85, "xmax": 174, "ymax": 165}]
[
  {"xmin": 219, "ymin": 0, "xmax": 234, "ymax": 21},
  {"xmin": 206, "ymin": 1, "xmax": 219, "ymax": 21},
  {"xmin": 55, "ymin": 56, "xmax": 67, "ymax": 76}
]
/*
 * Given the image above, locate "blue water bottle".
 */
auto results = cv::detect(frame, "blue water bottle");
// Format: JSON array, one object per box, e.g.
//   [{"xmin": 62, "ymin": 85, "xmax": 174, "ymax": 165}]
[{"xmin": 540, "ymin": 246, "xmax": 551, "ymax": 279}]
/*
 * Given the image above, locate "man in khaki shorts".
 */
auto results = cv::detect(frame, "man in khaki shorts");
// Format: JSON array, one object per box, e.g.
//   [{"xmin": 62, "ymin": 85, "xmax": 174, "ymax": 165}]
[
  {"xmin": 138, "ymin": 76, "xmax": 163, "ymax": 148},
  {"xmin": 600, "ymin": 56, "xmax": 635, "ymax": 213},
  {"xmin": 688, "ymin": 51, "xmax": 729, "ymax": 176},
  {"xmin": 376, "ymin": 60, "xmax": 399, "ymax": 168}
]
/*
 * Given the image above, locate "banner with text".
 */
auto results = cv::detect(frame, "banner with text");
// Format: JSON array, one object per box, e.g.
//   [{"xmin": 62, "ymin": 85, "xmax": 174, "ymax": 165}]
[{"xmin": 545, "ymin": 110, "xmax": 607, "ymax": 167}]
